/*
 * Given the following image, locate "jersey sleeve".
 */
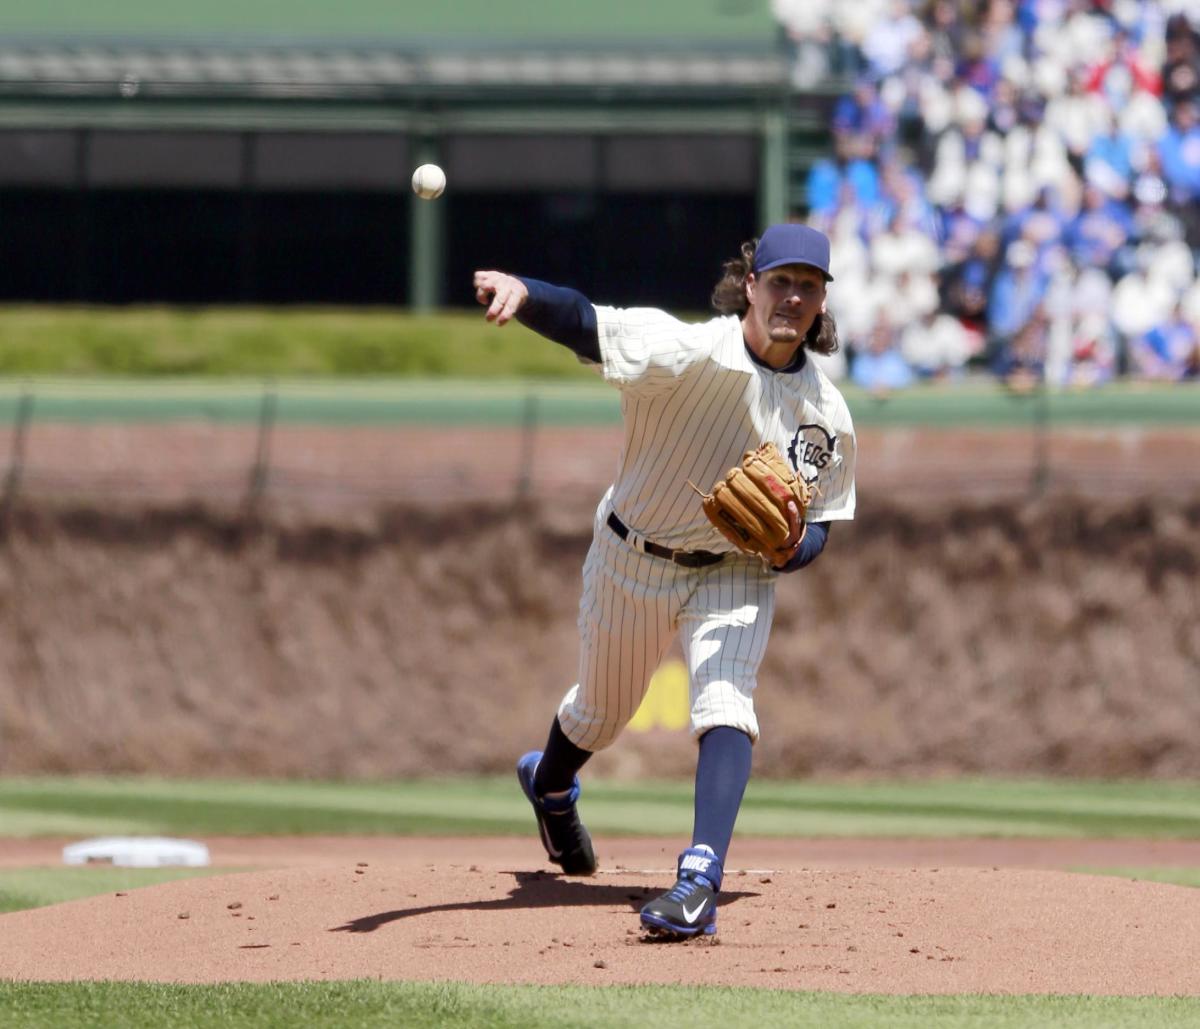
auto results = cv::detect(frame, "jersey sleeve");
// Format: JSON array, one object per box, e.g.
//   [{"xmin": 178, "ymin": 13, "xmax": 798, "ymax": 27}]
[
  {"xmin": 806, "ymin": 390, "xmax": 857, "ymax": 523},
  {"xmin": 592, "ymin": 305, "xmax": 720, "ymax": 396}
]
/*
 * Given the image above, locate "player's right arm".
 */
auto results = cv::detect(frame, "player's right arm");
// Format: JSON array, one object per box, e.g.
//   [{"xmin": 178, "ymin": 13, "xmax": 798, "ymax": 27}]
[
  {"xmin": 473, "ymin": 270, "xmax": 600, "ymax": 363},
  {"xmin": 472, "ymin": 269, "xmax": 714, "ymax": 395}
]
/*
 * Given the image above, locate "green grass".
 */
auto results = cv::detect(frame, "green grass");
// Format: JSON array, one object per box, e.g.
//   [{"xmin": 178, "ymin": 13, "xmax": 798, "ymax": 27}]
[
  {"xmin": 0, "ymin": 866, "xmax": 230, "ymax": 915},
  {"xmin": 1, "ymin": 981, "xmax": 1199, "ymax": 1029},
  {"xmin": 0, "ymin": 307, "xmax": 589, "ymax": 380},
  {"xmin": 1074, "ymin": 867, "xmax": 1200, "ymax": 889},
  {"xmin": 6, "ymin": 775, "xmax": 1200, "ymax": 840}
]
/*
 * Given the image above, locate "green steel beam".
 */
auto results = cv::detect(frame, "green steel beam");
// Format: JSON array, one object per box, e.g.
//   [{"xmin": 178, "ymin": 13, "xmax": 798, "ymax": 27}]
[
  {"xmin": 759, "ymin": 105, "xmax": 788, "ymax": 228},
  {"xmin": 408, "ymin": 136, "xmax": 444, "ymax": 312},
  {"xmin": 0, "ymin": 99, "xmax": 781, "ymax": 134}
]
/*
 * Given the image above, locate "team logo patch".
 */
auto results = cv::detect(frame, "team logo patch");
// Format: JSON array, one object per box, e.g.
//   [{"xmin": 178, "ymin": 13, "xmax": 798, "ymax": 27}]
[{"xmin": 787, "ymin": 424, "xmax": 837, "ymax": 487}]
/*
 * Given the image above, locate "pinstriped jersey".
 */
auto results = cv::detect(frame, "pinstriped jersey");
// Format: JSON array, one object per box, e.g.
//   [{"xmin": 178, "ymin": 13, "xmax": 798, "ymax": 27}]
[{"xmin": 593, "ymin": 305, "xmax": 856, "ymax": 551}]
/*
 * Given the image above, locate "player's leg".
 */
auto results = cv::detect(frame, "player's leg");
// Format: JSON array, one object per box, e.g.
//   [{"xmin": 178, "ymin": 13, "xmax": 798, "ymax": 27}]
[
  {"xmin": 557, "ymin": 524, "xmax": 688, "ymax": 751},
  {"xmin": 516, "ymin": 722, "xmax": 596, "ymax": 876},
  {"xmin": 519, "ymin": 526, "xmax": 684, "ymax": 875},
  {"xmin": 640, "ymin": 557, "xmax": 775, "ymax": 937}
]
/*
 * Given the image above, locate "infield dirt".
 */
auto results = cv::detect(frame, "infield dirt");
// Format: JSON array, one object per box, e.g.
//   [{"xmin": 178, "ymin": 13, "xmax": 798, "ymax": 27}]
[{"xmin": 2, "ymin": 837, "xmax": 1200, "ymax": 994}]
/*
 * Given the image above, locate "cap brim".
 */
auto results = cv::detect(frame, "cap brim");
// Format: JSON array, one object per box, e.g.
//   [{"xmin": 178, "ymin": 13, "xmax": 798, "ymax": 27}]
[{"xmin": 755, "ymin": 257, "xmax": 834, "ymax": 281}]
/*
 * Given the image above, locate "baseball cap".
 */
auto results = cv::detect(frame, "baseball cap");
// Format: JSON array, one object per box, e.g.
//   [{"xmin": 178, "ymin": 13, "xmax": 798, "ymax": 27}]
[{"xmin": 752, "ymin": 224, "xmax": 834, "ymax": 281}]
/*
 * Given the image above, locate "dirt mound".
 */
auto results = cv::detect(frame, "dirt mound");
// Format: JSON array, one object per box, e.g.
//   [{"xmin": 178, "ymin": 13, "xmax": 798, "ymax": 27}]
[
  {"xmin": 0, "ymin": 492, "xmax": 1198, "ymax": 777},
  {"xmin": 2, "ymin": 852, "xmax": 1198, "ymax": 995}
]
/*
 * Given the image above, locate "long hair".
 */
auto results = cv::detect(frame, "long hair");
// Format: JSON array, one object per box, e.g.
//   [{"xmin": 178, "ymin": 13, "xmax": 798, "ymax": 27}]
[{"xmin": 710, "ymin": 238, "xmax": 840, "ymax": 356}]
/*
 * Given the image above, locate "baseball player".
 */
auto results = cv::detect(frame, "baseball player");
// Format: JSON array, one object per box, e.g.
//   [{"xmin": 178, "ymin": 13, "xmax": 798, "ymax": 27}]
[{"xmin": 474, "ymin": 223, "xmax": 856, "ymax": 939}]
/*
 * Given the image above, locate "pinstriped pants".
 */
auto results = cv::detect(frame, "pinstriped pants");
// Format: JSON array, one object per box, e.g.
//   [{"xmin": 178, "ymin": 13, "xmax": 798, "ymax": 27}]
[{"xmin": 556, "ymin": 514, "xmax": 777, "ymax": 752}]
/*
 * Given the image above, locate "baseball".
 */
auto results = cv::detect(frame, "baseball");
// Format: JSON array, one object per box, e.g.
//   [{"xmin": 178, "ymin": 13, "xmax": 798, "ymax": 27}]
[{"xmin": 411, "ymin": 163, "xmax": 446, "ymax": 200}]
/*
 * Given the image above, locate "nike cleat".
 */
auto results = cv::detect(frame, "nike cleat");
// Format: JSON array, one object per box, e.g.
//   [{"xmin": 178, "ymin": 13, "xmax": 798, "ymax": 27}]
[
  {"xmin": 516, "ymin": 750, "xmax": 597, "ymax": 876},
  {"xmin": 640, "ymin": 846, "xmax": 724, "ymax": 938}
]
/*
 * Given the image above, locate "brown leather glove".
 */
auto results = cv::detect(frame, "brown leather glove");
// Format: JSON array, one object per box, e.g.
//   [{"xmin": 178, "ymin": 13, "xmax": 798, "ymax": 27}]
[{"xmin": 693, "ymin": 442, "xmax": 814, "ymax": 567}]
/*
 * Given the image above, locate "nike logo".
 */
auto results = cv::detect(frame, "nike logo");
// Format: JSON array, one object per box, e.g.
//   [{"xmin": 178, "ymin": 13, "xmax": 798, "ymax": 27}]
[
  {"xmin": 538, "ymin": 824, "xmax": 563, "ymax": 859},
  {"xmin": 682, "ymin": 900, "xmax": 708, "ymax": 924}
]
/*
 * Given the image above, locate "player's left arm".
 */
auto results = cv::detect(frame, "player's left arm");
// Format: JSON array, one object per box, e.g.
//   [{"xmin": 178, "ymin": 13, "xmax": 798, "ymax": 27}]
[
  {"xmin": 776, "ymin": 392, "xmax": 856, "ymax": 572},
  {"xmin": 774, "ymin": 520, "xmax": 830, "ymax": 573}
]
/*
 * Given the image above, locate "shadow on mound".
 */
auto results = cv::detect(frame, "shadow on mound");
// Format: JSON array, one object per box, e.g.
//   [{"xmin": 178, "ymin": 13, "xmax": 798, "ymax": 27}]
[{"xmin": 330, "ymin": 869, "xmax": 759, "ymax": 934}]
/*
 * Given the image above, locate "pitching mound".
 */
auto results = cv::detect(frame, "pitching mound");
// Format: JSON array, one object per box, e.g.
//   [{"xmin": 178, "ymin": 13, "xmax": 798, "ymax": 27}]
[{"xmin": 2, "ymin": 855, "xmax": 1199, "ymax": 995}]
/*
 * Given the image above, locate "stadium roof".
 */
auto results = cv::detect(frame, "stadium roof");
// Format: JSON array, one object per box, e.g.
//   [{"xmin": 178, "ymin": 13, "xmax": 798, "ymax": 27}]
[
  {"xmin": 1, "ymin": 0, "xmax": 780, "ymax": 48},
  {"xmin": 0, "ymin": 47, "xmax": 789, "ymax": 101},
  {"xmin": 0, "ymin": 1, "xmax": 788, "ymax": 103}
]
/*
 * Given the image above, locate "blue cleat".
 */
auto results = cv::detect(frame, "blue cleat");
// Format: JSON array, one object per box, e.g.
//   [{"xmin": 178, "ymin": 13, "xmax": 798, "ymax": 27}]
[
  {"xmin": 516, "ymin": 750, "xmax": 597, "ymax": 876},
  {"xmin": 640, "ymin": 846, "xmax": 723, "ymax": 938}
]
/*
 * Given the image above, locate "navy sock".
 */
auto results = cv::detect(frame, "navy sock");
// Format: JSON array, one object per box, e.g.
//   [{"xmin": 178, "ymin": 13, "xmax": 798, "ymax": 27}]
[
  {"xmin": 691, "ymin": 726, "xmax": 753, "ymax": 866},
  {"xmin": 533, "ymin": 717, "xmax": 592, "ymax": 796}
]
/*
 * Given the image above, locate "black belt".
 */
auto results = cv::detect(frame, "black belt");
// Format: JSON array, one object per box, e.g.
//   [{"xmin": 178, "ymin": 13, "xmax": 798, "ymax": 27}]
[{"xmin": 606, "ymin": 512, "xmax": 725, "ymax": 568}]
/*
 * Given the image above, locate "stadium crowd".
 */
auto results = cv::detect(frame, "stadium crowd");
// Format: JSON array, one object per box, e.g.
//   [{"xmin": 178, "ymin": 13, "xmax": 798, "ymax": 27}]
[{"xmin": 772, "ymin": 0, "xmax": 1200, "ymax": 389}]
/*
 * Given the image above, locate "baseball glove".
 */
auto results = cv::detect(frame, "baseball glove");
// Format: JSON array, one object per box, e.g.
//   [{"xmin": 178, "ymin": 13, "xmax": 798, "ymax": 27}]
[{"xmin": 691, "ymin": 443, "xmax": 814, "ymax": 566}]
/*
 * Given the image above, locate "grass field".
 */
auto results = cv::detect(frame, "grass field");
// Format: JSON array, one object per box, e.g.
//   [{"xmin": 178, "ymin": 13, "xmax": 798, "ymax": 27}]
[
  {"xmin": 0, "ymin": 307, "xmax": 586, "ymax": 380},
  {"xmin": 7, "ymin": 774, "xmax": 1200, "ymax": 840},
  {"xmin": 3, "ymin": 981, "xmax": 1200, "ymax": 1029},
  {"xmin": 4, "ymin": 775, "xmax": 1200, "ymax": 1027}
]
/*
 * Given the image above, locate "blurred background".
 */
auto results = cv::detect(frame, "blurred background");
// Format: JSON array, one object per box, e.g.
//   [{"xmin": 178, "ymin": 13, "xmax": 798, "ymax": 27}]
[
  {"xmin": 0, "ymin": 0, "xmax": 1197, "ymax": 383},
  {"xmin": 0, "ymin": 0, "xmax": 1196, "ymax": 780}
]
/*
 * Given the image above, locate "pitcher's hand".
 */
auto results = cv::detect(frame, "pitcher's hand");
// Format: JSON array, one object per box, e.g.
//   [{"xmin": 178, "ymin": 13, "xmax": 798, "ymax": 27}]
[{"xmin": 473, "ymin": 271, "xmax": 529, "ymax": 326}]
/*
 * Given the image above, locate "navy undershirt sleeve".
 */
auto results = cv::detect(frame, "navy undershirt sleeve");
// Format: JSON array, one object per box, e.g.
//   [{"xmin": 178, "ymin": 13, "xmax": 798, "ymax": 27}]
[
  {"xmin": 515, "ymin": 277, "xmax": 600, "ymax": 363},
  {"xmin": 777, "ymin": 521, "xmax": 830, "ymax": 573}
]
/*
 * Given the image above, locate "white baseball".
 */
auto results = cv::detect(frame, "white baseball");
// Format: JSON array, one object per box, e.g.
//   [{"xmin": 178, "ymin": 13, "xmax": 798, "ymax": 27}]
[{"xmin": 411, "ymin": 163, "xmax": 446, "ymax": 200}]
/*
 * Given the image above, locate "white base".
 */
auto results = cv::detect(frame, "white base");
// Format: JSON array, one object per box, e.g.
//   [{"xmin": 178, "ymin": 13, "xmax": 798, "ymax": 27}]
[{"xmin": 62, "ymin": 836, "xmax": 211, "ymax": 868}]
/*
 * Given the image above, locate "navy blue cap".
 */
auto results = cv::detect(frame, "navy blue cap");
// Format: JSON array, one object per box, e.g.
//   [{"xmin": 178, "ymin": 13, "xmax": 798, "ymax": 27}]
[{"xmin": 752, "ymin": 224, "xmax": 834, "ymax": 281}]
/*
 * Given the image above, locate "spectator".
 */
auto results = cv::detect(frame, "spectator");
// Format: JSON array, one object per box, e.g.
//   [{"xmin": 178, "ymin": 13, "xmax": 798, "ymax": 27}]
[
  {"xmin": 940, "ymin": 226, "xmax": 1003, "ymax": 331},
  {"xmin": 870, "ymin": 208, "xmax": 940, "ymax": 279},
  {"xmin": 862, "ymin": 0, "xmax": 925, "ymax": 78},
  {"xmin": 1161, "ymin": 13, "xmax": 1200, "ymax": 110},
  {"xmin": 900, "ymin": 306, "xmax": 980, "ymax": 379},
  {"xmin": 850, "ymin": 316, "xmax": 917, "ymax": 393},
  {"xmin": 777, "ymin": 0, "xmax": 1197, "ymax": 386},
  {"xmin": 1158, "ymin": 97, "xmax": 1200, "ymax": 204},
  {"xmin": 1084, "ymin": 25, "xmax": 1162, "ymax": 99},
  {"xmin": 1062, "ymin": 312, "xmax": 1119, "ymax": 387},
  {"xmin": 980, "ymin": 0, "xmax": 1026, "ymax": 69},
  {"xmin": 956, "ymin": 30, "xmax": 1003, "ymax": 98},
  {"xmin": 1110, "ymin": 258, "xmax": 1178, "ymax": 351},
  {"xmin": 987, "ymin": 239, "xmax": 1048, "ymax": 353},
  {"xmin": 1042, "ymin": 66, "xmax": 1110, "ymax": 172},
  {"xmin": 1130, "ymin": 300, "xmax": 1200, "ymax": 379},
  {"xmin": 924, "ymin": 0, "xmax": 968, "ymax": 68},
  {"xmin": 1083, "ymin": 109, "xmax": 1135, "ymax": 199},
  {"xmin": 805, "ymin": 133, "xmax": 881, "ymax": 218},
  {"xmin": 772, "ymin": 0, "xmax": 837, "ymax": 87},
  {"xmin": 993, "ymin": 310, "xmax": 1049, "ymax": 390},
  {"xmin": 832, "ymin": 76, "xmax": 896, "ymax": 146},
  {"xmin": 1005, "ymin": 184, "xmax": 1071, "ymax": 255},
  {"xmin": 1065, "ymin": 183, "xmax": 1135, "ymax": 275}
]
